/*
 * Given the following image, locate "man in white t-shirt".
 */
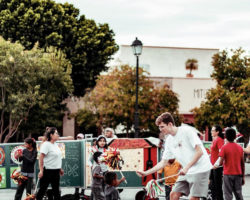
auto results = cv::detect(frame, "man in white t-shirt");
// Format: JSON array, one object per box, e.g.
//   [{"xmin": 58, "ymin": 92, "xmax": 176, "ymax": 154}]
[{"xmin": 136, "ymin": 112, "xmax": 212, "ymax": 200}]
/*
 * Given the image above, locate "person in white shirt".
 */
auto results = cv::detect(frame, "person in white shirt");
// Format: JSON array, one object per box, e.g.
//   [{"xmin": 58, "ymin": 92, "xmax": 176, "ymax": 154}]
[
  {"xmin": 36, "ymin": 127, "xmax": 64, "ymax": 200},
  {"xmin": 137, "ymin": 112, "xmax": 212, "ymax": 200},
  {"xmin": 244, "ymin": 140, "xmax": 250, "ymax": 154},
  {"xmin": 104, "ymin": 128, "xmax": 118, "ymax": 144},
  {"xmin": 104, "ymin": 128, "xmax": 117, "ymax": 139}
]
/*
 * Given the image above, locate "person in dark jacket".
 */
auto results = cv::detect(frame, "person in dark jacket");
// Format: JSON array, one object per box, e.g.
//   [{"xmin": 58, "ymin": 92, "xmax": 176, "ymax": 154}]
[
  {"xmin": 14, "ymin": 138, "xmax": 37, "ymax": 200},
  {"xmin": 104, "ymin": 172, "xmax": 125, "ymax": 200}
]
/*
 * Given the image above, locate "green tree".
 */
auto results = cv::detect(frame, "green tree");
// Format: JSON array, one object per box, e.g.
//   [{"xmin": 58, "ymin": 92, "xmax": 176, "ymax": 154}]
[
  {"xmin": 0, "ymin": 0, "xmax": 118, "ymax": 96},
  {"xmin": 0, "ymin": 37, "xmax": 72, "ymax": 143},
  {"xmin": 193, "ymin": 49, "xmax": 250, "ymax": 141},
  {"xmin": 75, "ymin": 65, "xmax": 181, "ymax": 137}
]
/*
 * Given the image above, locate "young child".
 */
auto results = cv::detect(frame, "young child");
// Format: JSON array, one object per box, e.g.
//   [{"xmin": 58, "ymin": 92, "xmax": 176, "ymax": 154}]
[
  {"xmin": 104, "ymin": 172, "xmax": 126, "ymax": 200},
  {"xmin": 216, "ymin": 128, "xmax": 245, "ymax": 200},
  {"xmin": 14, "ymin": 138, "xmax": 37, "ymax": 200},
  {"xmin": 158, "ymin": 158, "xmax": 182, "ymax": 200},
  {"xmin": 89, "ymin": 136, "xmax": 109, "ymax": 199},
  {"xmin": 88, "ymin": 135, "xmax": 109, "ymax": 173},
  {"xmin": 91, "ymin": 151, "xmax": 105, "ymax": 200}
]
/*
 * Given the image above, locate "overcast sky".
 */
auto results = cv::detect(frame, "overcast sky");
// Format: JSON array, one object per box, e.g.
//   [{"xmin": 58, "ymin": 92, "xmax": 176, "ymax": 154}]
[{"xmin": 56, "ymin": 0, "xmax": 250, "ymax": 51}]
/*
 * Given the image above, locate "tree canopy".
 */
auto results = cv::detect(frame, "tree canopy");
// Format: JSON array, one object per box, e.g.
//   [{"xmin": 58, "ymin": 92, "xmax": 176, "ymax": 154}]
[
  {"xmin": 0, "ymin": 37, "xmax": 73, "ymax": 143},
  {"xmin": 74, "ymin": 65, "xmax": 182, "ymax": 137},
  {"xmin": 193, "ymin": 49, "xmax": 250, "ymax": 141},
  {"xmin": 0, "ymin": 0, "xmax": 118, "ymax": 96}
]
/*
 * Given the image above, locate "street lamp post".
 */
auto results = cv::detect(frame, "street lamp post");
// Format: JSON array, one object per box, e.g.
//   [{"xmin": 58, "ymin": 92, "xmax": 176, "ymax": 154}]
[{"xmin": 131, "ymin": 37, "xmax": 143, "ymax": 138}]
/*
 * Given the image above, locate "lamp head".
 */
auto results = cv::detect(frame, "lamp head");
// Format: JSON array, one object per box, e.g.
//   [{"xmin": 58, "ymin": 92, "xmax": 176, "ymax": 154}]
[{"xmin": 131, "ymin": 37, "xmax": 143, "ymax": 56}]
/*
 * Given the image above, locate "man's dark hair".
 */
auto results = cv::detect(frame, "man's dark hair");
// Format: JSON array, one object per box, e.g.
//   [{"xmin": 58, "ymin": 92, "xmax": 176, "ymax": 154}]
[
  {"xmin": 104, "ymin": 172, "xmax": 117, "ymax": 185},
  {"xmin": 225, "ymin": 128, "xmax": 236, "ymax": 142},
  {"xmin": 155, "ymin": 112, "xmax": 175, "ymax": 126},
  {"xmin": 93, "ymin": 152, "xmax": 102, "ymax": 163},
  {"xmin": 213, "ymin": 125, "xmax": 224, "ymax": 139}
]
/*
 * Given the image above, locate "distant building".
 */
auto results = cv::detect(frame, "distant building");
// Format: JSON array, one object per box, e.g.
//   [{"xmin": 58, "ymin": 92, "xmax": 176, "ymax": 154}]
[
  {"xmin": 113, "ymin": 45, "xmax": 218, "ymax": 115},
  {"xmin": 63, "ymin": 45, "xmax": 219, "ymax": 140},
  {"xmin": 113, "ymin": 45, "xmax": 219, "ymax": 78},
  {"xmin": 150, "ymin": 77, "xmax": 216, "ymax": 124}
]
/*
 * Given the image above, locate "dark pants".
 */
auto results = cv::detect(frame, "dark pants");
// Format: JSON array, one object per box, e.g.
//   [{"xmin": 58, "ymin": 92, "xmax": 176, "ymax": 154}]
[
  {"xmin": 91, "ymin": 186, "xmax": 105, "ymax": 200},
  {"xmin": 14, "ymin": 177, "xmax": 33, "ymax": 200},
  {"xmin": 165, "ymin": 185, "xmax": 172, "ymax": 200},
  {"xmin": 36, "ymin": 168, "xmax": 61, "ymax": 200},
  {"xmin": 210, "ymin": 168, "xmax": 224, "ymax": 200},
  {"xmin": 223, "ymin": 175, "xmax": 243, "ymax": 200}
]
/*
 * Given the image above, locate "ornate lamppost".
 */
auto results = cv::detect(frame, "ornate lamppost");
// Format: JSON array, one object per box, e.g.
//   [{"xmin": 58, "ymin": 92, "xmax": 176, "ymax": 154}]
[{"xmin": 131, "ymin": 37, "xmax": 143, "ymax": 138}]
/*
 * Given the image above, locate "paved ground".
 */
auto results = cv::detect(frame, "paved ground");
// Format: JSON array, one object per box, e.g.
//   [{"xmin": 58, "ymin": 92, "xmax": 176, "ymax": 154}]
[{"xmin": 1, "ymin": 163, "xmax": 250, "ymax": 200}]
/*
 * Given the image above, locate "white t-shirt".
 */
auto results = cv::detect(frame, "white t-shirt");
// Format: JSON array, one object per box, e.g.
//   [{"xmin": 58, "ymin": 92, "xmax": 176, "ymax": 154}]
[
  {"xmin": 162, "ymin": 125, "xmax": 212, "ymax": 174},
  {"xmin": 40, "ymin": 141, "xmax": 62, "ymax": 169}
]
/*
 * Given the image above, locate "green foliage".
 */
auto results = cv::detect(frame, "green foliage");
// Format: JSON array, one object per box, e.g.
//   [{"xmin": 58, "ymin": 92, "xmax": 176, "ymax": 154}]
[
  {"xmin": 211, "ymin": 49, "xmax": 248, "ymax": 91},
  {"xmin": 0, "ymin": 37, "xmax": 72, "ymax": 142},
  {"xmin": 193, "ymin": 49, "xmax": 250, "ymax": 140},
  {"xmin": 74, "ymin": 108, "xmax": 100, "ymax": 135},
  {"xmin": 75, "ymin": 65, "xmax": 181, "ymax": 137},
  {"xmin": 0, "ymin": 0, "xmax": 118, "ymax": 96}
]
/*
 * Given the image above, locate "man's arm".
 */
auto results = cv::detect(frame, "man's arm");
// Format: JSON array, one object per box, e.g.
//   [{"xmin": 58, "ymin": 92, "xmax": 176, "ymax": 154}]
[
  {"xmin": 136, "ymin": 159, "xmax": 168, "ymax": 177},
  {"xmin": 180, "ymin": 144, "xmax": 203, "ymax": 175},
  {"xmin": 213, "ymin": 157, "xmax": 222, "ymax": 168},
  {"xmin": 244, "ymin": 145, "xmax": 250, "ymax": 154},
  {"xmin": 218, "ymin": 156, "xmax": 224, "ymax": 166}
]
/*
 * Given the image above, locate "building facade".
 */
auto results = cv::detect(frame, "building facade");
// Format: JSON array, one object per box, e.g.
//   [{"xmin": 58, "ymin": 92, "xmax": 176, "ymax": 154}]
[{"xmin": 63, "ymin": 45, "xmax": 219, "ymax": 139}]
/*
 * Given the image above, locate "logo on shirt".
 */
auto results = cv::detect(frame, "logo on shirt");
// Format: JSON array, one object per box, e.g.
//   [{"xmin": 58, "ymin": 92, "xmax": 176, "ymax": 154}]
[{"xmin": 174, "ymin": 140, "xmax": 182, "ymax": 148}]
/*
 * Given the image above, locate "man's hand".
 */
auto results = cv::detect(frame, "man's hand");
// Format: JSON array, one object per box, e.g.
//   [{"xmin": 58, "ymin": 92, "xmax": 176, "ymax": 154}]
[
  {"xmin": 179, "ymin": 167, "xmax": 189, "ymax": 175},
  {"xmin": 242, "ymin": 177, "xmax": 245, "ymax": 185},
  {"xmin": 136, "ymin": 170, "xmax": 147, "ymax": 177},
  {"xmin": 213, "ymin": 164, "xmax": 218, "ymax": 169}
]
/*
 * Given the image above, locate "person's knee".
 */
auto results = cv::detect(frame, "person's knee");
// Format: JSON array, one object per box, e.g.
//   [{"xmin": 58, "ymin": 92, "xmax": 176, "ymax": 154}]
[{"xmin": 170, "ymin": 191, "xmax": 181, "ymax": 200}]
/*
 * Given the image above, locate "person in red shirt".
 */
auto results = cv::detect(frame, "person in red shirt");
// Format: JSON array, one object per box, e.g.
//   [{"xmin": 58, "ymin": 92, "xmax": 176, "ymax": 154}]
[
  {"xmin": 217, "ymin": 128, "xmax": 245, "ymax": 200},
  {"xmin": 210, "ymin": 125, "xmax": 224, "ymax": 200}
]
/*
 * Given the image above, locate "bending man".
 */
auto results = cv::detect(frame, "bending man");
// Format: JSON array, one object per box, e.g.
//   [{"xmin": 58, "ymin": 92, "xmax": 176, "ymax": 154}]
[{"xmin": 137, "ymin": 112, "xmax": 212, "ymax": 200}]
